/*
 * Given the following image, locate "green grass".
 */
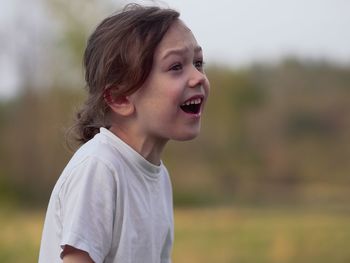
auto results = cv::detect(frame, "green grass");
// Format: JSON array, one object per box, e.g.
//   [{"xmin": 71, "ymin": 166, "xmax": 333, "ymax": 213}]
[
  {"xmin": 0, "ymin": 206, "xmax": 44, "ymax": 263},
  {"xmin": 173, "ymin": 206, "xmax": 350, "ymax": 263},
  {"xmin": 1, "ymin": 205, "xmax": 350, "ymax": 263}
]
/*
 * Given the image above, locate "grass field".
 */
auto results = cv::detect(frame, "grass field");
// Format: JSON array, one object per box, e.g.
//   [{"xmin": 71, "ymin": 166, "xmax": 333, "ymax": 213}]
[{"xmin": 1, "ymin": 205, "xmax": 350, "ymax": 263}]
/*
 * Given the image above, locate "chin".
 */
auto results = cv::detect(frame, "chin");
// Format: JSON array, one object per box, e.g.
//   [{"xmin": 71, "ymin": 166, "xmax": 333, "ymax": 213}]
[{"xmin": 172, "ymin": 129, "xmax": 201, "ymax": 141}]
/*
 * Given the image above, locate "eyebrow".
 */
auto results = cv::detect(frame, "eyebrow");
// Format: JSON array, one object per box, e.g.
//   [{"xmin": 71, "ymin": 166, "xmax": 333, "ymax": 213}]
[{"xmin": 161, "ymin": 46, "xmax": 203, "ymax": 60}]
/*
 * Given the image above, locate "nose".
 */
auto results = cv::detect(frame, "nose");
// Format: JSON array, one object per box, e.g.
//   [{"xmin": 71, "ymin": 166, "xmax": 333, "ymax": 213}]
[{"xmin": 188, "ymin": 66, "xmax": 207, "ymax": 88}]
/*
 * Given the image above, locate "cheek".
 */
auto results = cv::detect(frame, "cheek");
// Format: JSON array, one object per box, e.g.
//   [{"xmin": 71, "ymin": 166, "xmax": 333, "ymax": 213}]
[
  {"xmin": 204, "ymin": 77, "xmax": 210, "ymax": 93},
  {"xmin": 135, "ymin": 76, "xmax": 184, "ymax": 116},
  {"xmin": 151, "ymin": 86, "xmax": 182, "ymax": 109}
]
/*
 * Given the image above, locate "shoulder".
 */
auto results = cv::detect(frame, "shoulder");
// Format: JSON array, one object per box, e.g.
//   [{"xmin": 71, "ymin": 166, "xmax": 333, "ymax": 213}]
[
  {"xmin": 57, "ymin": 155, "xmax": 117, "ymax": 205},
  {"xmin": 55, "ymin": 134, "xmax": 123, "ymax": 200},
  {"xmin": 65, "ymin": 131, "xmax": 127, "ymax": 176}
]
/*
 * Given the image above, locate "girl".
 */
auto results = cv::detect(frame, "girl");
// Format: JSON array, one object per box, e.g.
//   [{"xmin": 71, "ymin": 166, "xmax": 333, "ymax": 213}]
[{"xmin": 39, "ymin": 3, "xmax": 210, "ymax": 263}]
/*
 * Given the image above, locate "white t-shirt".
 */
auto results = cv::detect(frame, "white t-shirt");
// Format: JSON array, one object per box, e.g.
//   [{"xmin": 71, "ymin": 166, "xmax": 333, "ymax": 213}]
[{"xmin": 39, "ymin": 128, "xmax": 174, "ymax": 263}]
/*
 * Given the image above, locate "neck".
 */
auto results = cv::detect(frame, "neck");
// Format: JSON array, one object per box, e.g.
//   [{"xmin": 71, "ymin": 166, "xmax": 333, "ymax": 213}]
[{"xmin": 109, "ymin": 125, "xmax": 168, "ymax": 166}]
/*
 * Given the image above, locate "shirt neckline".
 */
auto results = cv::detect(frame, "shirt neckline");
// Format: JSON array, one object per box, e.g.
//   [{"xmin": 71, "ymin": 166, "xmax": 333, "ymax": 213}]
[{"xmin": 99, "ymin": 127, "xmax": 163, "ymax": 178}]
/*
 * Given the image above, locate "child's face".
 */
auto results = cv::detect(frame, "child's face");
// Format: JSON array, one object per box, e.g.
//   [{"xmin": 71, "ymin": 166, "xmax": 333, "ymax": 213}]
[{"xmin": 129, "ymin": 20, "xmax": 210, "ymax": 143}]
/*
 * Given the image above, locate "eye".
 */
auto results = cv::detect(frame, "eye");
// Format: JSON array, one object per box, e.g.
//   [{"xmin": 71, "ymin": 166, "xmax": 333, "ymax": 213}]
[
  {"xmin": 169, "ymin": 63, "xmax": 183, "ymax": 71},
  {"xmin": 194, "ymin": 60, "xmax": 205, "ymax": 70}
]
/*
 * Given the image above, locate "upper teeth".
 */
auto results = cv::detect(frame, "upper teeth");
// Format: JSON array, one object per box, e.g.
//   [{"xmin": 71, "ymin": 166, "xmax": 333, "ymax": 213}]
[{"xmin": 182, "ymin": 98, "xmax": 202, "ymax": 106}]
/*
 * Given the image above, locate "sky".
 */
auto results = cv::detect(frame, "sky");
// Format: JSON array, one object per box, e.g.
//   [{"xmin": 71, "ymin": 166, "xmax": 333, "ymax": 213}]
[
  {"xmin": 157, "ymin": 0, "xmax": 350, "ymax": 66},
  {"xmin": 1, "ymin": 0, "xmax": 350, "ymax": 99}
]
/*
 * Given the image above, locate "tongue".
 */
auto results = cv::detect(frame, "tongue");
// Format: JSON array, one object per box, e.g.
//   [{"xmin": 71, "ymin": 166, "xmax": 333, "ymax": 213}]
[{"xmin": 180, "ymin": 104, "xmax": 199, "ymax": 114}]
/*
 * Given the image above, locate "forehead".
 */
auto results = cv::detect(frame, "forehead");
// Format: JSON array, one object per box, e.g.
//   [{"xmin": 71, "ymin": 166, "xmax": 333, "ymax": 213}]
[{"xmin": 156, "ymin": 20, "xmax": 200, "ymax": 58}]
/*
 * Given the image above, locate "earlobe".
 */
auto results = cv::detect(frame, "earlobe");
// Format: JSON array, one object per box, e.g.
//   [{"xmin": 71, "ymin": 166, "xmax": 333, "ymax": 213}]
[{"xmin": 104, "ymin": 88, "xmax": 135, "ymax": 116}]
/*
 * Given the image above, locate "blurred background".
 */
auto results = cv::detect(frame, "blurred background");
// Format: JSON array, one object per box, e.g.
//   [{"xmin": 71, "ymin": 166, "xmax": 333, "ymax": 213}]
[{"xmin": 1, "ymin": 0, "xmax": 350, "ymax": 262}]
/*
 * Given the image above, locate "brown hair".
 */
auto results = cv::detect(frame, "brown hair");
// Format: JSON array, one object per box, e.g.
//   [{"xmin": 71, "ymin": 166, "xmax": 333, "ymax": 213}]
[{"xmin": 73, "ymin": 4, "xmax": 180, "ymax": 144}]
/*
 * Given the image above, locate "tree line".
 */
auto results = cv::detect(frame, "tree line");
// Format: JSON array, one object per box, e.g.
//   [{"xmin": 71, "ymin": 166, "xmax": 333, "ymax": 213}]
[{"xmin": 1, "ymin": 59, "xmax": 349, "ymax": 207}]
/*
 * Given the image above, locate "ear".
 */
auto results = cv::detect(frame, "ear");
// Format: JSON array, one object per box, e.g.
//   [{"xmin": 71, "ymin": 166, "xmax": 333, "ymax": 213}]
[{"xmin": 104, "ymin": 88, "xmax": 135, "ymax": 116}]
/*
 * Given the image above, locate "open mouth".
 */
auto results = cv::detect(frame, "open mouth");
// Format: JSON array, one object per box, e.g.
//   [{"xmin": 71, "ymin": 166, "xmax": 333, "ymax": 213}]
[{"xmin": 180, "ymin": 97, "xmax": 203, "ymax": 114}]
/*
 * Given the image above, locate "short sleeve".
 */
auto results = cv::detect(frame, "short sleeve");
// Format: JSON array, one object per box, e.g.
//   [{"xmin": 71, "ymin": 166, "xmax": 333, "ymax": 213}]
[{"xmin": 58, "ymin": 157, "xmax": 117, "ymax": 263}]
